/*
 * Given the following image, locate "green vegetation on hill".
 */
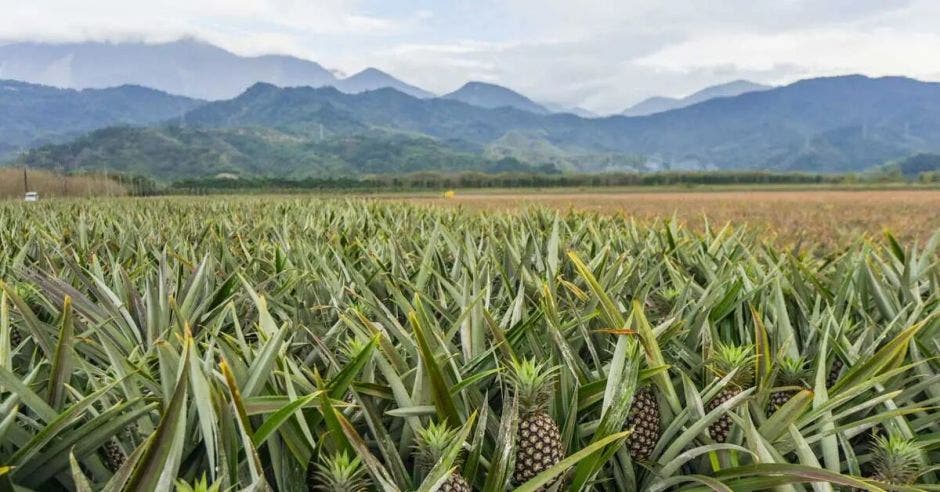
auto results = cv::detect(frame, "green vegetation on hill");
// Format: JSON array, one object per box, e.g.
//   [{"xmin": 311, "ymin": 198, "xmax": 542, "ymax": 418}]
[
  {"xmin": 874, "ymin": 153, "xmax": 940, "ymax": 181},
  {"xmin": 15, "ymin": 125, "xmax": 548, "ymax": 180},
  {"xmin": 177, "ymin": 75, "xmax": 940, "ymax": 173},
  {"xmin": 0, "ymin": 80, "xmax": 202, "ymax": 158},
  {"xmin": 483, "ymin": 131, "xmax": 648, "ymax": 172},
  {"xmin": 8, "ymin": 74, "xmax": 940, "ymax": 180}
]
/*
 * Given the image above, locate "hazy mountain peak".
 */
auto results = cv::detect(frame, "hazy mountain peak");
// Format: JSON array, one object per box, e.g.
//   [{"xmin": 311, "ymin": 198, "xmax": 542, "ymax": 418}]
[
  {"xmin": 0, "ymin": 39, "xmax": 337, "ymax": 100},
  {"xmin": 622, "ymin": 79, "xmax": 772, "ymax": 116},
  {"xmin": 541, "ymin": 101, "xmax": 599, "ymax": 118},
  {"xmin": 333, "ymin": 67, "xmax": 434, "ymax": 98},
  {"xmin": 442, "ymin": 81, "xmax": 548, "ymax": 114}
]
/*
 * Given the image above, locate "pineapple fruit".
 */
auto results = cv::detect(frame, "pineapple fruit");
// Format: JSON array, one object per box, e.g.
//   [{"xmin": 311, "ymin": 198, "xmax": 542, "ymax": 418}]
[
  {"xmin": 705, "ymin": 343, "xmax": 754, "ymax": 443},
  {"xmin": 625, "ymin": 385, "xmax": 661, "ymax": 461},
  {"xmin": 307, "ymin": 451, "xmax": 369, "ymax": 492},
  {"xmin": 767, "ymin": 356, "xmax": 808, "ymax": 415},
  {"xmin": 9, "ymin": 327, "xmax": 23, "ymax": 348},
  {"xmin": 101, "ymin": 438, "xmax": 126, "ymax": 472},
  {"xmin": 415, "ymin": 421, "xmax": 472, "ymax": 492},
  {"xmin": 827, "ymin": 357, "xmax": 843, "ymax": 388},
  {"xmin": 509, "ymin": 358, "xmax": 565, "ymax": 486}
]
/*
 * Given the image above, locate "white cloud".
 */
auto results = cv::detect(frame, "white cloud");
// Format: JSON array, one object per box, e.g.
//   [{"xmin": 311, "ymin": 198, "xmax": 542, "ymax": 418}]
[{"xmin": 636, "ymin": 28, "xmax": 940, "ymax": 80}]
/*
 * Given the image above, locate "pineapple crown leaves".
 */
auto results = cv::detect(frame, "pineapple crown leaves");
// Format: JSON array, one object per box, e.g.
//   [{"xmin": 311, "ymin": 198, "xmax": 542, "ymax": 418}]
[
  {"xmin": 506, "ymin": 358, "xmax": 558, "ymax": 414},
  {"xmin": 775, "ymin": 356, "xmax": 810, "ymax": 386},
  {"xmin": 340, "ymin": 336, "xmax": 368, "ymax": 361},
  {"xmin": 870, "ymin": 435, "xmax": 926, "ymax": 485},
  {"xmin": 707, "ymin": 343, "xmax": 756, "ymax": 389},
  {"xmin": 415, "ymin": 420, "xmax": 462, "ymax": 464},
  {"xmin": 174, "ymin": 474, "xmax": 222, "ymax": 492},
  {"xmin": 313, "ymin": 451, "xmax": 370, "ymax": 492}
]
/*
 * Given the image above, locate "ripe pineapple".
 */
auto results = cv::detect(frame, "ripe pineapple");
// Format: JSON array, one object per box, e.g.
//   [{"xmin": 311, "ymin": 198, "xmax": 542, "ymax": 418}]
[
  {"xmin": 767, "ymin": 356, "xmax": 808, "ymax": 415},
  {"xmin": 509, "ymin": 358, "xmax": 564, "ymax": 486},
  {"xmin": 307, "ymin": 451, "xmax": 369, "ymax": 492},
  {"xmin": 415, "ymin": 421, "xmax": 471, "ymax": 492},
  {"xmin": 869, "ymin": 435, "xmax": 925, "ymax": 486},
  {"xmin": 626, "ymin": 384, "xmax": 661, "ymax": 461},
  {"xmin": 101, "ymin": 438, "xmax": 126, "ymax": 472},
  {"xmin": 705, "ymin": 343, "xmax": 754, "ymax": 443}
]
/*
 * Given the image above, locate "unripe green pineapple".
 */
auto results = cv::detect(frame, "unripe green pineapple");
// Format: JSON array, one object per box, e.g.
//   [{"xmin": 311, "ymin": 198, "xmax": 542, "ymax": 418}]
[
  {"xmin": 705, "ymin": 343, "xmax": 754, "ymax": 443},
  {"xmin": 509, "ymin": 358, "xmax": 564, "ymax": 486},
  {"xmin": 626, "ymin": 385, "xmax": 661, "ymax": 461},
  {"xmin": 101, "ymin": 438, "xmax": 126, "ymax": 472},
  {"xmin": 415, "ymin": 421, "xmax": 471, "ymax": 492},
  {"xmin": 767, "ymin": 356, "xmax": 809, "ymax": 415},
  {"xmin": 307, "ymin": 451, "xmax": 369, "ymax": 492},
  {"xmin": 869, "ymin": 435, "xmax": 925, "ymax": 486}
]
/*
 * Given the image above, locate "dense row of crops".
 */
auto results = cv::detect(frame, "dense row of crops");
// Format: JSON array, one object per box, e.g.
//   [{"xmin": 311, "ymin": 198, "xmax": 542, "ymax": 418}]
[{"xmin": 0, "ymin": 197, "xmax": 938, "ymax": 491}]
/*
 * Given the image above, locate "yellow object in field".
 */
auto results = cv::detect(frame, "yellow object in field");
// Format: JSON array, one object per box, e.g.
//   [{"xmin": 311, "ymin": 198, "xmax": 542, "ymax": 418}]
[{"xmin": 442, "ymin": 190, "xmax": 456, "ymax": 199}]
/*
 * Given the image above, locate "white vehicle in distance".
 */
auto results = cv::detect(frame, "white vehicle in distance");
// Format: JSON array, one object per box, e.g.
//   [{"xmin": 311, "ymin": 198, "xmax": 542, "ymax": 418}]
[{"xmin": 24, "ymin": 191, "xmax": 39, "ymax": 202}]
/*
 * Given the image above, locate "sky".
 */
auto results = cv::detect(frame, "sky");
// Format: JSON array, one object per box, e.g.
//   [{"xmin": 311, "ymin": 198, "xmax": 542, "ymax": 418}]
[{"xmin": 3, "ymin": 0, "xmax": 940, "ymax": 113}]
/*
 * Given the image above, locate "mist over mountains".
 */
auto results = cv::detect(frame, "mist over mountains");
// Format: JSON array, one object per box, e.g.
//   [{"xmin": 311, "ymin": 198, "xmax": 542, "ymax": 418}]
[
  {"xmin": 0, "ymin": 40, "xmax": 337, "ymax": 100},
  {"xmin": 0, "ymin": 39, "xmax": 433, "ymax": 101},
  {"xmin": 3, "ymin": 39, "xmax": 940, "ymax": 180}
]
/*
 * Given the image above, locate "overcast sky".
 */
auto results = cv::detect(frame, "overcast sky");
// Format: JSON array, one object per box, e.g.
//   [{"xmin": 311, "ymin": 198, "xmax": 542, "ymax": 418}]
[{"xmin": 3, "ymin": 0, "xmax": 940, "ymax": 113}]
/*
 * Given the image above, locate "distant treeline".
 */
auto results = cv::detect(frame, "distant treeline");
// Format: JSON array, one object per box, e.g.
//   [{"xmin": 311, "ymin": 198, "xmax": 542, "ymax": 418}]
[
  {"xmin": 9, "ymin": 167, "xmax": 938, "ymax": 199},
  {"xmin": 169, "ymin": 170, "xmax": 853, "ymax": 194}
]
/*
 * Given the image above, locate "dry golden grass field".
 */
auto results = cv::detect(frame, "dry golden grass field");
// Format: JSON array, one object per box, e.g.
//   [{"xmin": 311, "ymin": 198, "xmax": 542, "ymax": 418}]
[
  {"xmin": 0, "ymin": 168, "xmax": 126, "ymax": 198},
  {"xmin": 397, "ymin": 188, "xmax": 940, "ymax": 247}
]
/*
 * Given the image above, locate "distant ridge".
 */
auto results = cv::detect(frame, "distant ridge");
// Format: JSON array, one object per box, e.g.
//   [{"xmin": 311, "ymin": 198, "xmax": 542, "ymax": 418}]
[
  {"xmin": 0, "ymin": 39, "xmax": 438, "ymax": 101},
  {"xmin": 12, "ymin": 74, "xmax": 940, "ymax": 177},
  {"xmin": 542, "ymin": 102, "xmax": 598, "ymax": 118},
  {"xmin": 0, "ymin": 79, "xmax": 202, "ymax": 158},
  {"xmin": 0, "ymin": 39, "xmax": 337, "ymax": 100},
  {"xmin": 442, "ymin": 81, "xmax": 549, "ymax": 114},
  {"xmin": 622, "ymin": 80, "xmax": 772, "ymax": 116},
  {"xmin": 333, "ymin": 68, "xmax": 434, "ymax": 98}
]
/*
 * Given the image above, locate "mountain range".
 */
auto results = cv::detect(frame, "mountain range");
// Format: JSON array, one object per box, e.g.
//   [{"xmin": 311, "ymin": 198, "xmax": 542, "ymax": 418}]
[
  {"xmin": 0, "ymin": 79, "xmax": 201, "ymax": 158},
  {"xmin": 0, "ymin": 39, "xmax": 435, "ymax": 101},
  {"xmin": 3, "ymin": 40, "xmax": 940, "ymax": 179},
  {"xmin": 0, "ymin": 40, "xmax": 337, "ymax": 100},
  {"xmin": 10, "ymin": 74, "xmax": 940, "ymax": 180},
  {"xmin": 622, "ymin": 80, "xmax": 772, "ymax": 116},
  {"xmin": 0, "ymin": 39, "xmax": 606, "ymax": 115}
]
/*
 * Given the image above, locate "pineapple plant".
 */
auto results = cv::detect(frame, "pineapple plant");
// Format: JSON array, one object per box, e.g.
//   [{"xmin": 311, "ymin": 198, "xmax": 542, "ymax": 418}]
[
  {"xmin": 705, "ymin": 343, "xmax": 754, "ymax": 443},
  {"xmin": 509, "ymin": 358, "xmax": 565, "ymax": 486},
  {"xmin": 625, "ymin": 384, "xmax": 661, "ymax": 461},
  {"xmin": 307, "ymin": 451, "xmax": 369, "ymax": 492},
  {"xmin": 1, "ymin": 196, "xmax": 938, "ymax": 490},
  {"xmin": 415, "ymin": 421, "xmax": 471, "ymax": 492},
  {"xmin": 869, "ymin": 435, "xmax": 925, "ymax": 486},
  {"xmin": 767, "ymin": 356, "xmax": 808, "ymax": 415}
]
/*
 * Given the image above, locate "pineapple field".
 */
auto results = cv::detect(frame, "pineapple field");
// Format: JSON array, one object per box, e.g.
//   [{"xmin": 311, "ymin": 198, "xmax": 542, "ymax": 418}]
[{"xmin": 0, "ymin": 196, "xmax": 938, "ymax": 491}]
